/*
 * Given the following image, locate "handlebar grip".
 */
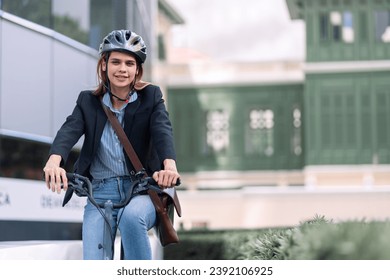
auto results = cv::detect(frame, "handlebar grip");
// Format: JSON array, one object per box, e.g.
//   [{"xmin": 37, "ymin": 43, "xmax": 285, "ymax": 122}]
[
  {"xmin": 66, "ymin": 172, "xmax": 75, "ymax": 181},
  {"xmin": 146, "ymin": 177, "xmax": 181, "ymax": 186},
  {"xmin": 67, "ymin": 172, "xmax": 90, "ymax": 183},
  {"xmin": 64, "ymin": 172, "xmax": 93, "ymax": 197}
]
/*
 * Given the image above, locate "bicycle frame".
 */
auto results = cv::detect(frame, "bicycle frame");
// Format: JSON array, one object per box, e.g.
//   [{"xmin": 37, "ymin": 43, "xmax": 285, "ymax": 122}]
[
  {"xmin": 65, "ymin": 173, "xmax": 141, "ymax": 260},
  {"xmin": 65, "ymin": 172, "xmax": 180, "ymax": 260}
]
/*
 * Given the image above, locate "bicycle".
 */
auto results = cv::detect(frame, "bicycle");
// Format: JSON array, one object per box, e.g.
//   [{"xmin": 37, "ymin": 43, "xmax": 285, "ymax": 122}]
[{"xmin": 64, "ymin": 171, "xmax": 178, "ymax": 260}]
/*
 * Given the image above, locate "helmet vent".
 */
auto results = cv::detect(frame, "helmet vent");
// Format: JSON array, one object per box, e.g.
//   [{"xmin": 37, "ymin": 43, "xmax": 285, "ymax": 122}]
[
  {"xmin": 115, "ymin": 33, "xmax": 122, "ymax": 43},
  {"xmin": 125, "ymin": 31, "xmax": 131, "ymax": 40}
]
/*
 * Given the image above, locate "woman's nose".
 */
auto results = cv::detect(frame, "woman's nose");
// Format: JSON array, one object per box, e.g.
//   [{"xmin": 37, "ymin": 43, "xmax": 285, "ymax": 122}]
[{"xmin": 119, "ymin": 62, "xmax": 126, "ymax": 71}]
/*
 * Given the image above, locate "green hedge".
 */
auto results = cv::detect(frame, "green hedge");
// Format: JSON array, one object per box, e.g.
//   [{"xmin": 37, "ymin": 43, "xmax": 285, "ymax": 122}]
[
  {"xmin": 164, "ymin": 229, "xmax": 269, "ymax": 260},
  {"xmin": 164, "ymin": 216, "xmax": 390, "ymax": 260},
  {"xmin": 164, "ymin": 227, "xmax": 287, "ymax": 260}
]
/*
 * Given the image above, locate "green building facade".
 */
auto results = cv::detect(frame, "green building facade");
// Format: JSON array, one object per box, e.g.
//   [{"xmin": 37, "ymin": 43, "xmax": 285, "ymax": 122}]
[
  {"xmin": 289, "ymin": 0, "xmax": 390, "ymax": 166},
  {"xmin": 168, "ymin": 0, "xmax": 390, "ymax": 187},
  {"xmin": 168, "ymin": 84, "xmax": 304, "ymax": 173}
]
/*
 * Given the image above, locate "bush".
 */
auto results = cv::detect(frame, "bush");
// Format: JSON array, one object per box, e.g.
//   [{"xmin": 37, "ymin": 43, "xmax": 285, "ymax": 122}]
[
  {"xmin": 164, "ymin": 216, "xmax": 390, "ymax": 260},
  {"xmin": 164, "ymin": 228, "xmax": 285, "ymax": 260},
  {"xmin": 164, "ymin": 231, "xmax": 225, "ymax": 260},
  {"xmin": 249, "ymin": 216, "xmax": 390, "ymax": 260},
  {"xmin": 220, "ymin": 229, "xmax": 270, "ymax": 260},
  {"xmin": 281, "ymin": 220, "xmax": 390, "ymax": 259},
  {"xmin": 164, "ymin": 229, "xmax": 270, "ymax": 260}
]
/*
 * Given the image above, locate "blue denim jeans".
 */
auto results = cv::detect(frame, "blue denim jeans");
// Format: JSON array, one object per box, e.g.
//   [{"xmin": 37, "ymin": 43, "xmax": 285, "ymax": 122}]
[{"xmin": 82, "ymin": 176, "xmax": 156, "ymax": 260}]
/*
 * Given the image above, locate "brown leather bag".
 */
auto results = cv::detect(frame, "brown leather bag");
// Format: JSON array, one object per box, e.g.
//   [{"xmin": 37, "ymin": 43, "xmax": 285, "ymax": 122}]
[
  {"xmin": 100, "ymin": 98, "xmax": 181, "ymax": 247},
  {"xmin": 148, "ymin": 189, "xmax": 180, "ymax": 246}
]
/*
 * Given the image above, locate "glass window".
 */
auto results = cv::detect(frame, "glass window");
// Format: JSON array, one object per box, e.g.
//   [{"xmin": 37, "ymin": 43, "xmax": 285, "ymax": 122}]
[
  {"xmin": 204, "ymin": 110, "xmax": 230, "ymax": 154},
  {"xmin": 321, "ymin": 11, "xmax": 354, "ymax": 43},
  {"xmin": 1, "ymin": 0, "xmax": 52, "ymax": 28},
  {"xmin": 1, "ymin": 0, "xmax": 89, "ymax": 45},
  {"xmin": 292, "ymin": 107, "xmax": 302, "ymax": 156},
  {"xmin": 320, "ymin": 13, "xmax": 330, "ymax": 41},
  {"xmin": 89, "ymin": 0, "xmax": 128, "ymax": 49},
  {"xmin": 330, "ymin": 11, "xmax": 342, "ymax": 41},
  {"xmin": 246, "ymin": 109, "xmax": 274, "ymax": 156},
  {"xmin": 342, "ymin": 11, "xmax": 354, "ymax": 43},
  {"xmin": 359, "ymin": 11, "xmax": 368, "ymax": 41},
  {"xmin": 158, "ymin": 34, "xmax": 166, "ymax": 61},
  {"xmin": 52, "ymin": 0, "xmax": 89, "ymax": 45},
  {"xmin": 374, "ymin": 11, "xmax": 390, "ymax": 42},
  {"xmin": 0, "ymin": 134, "xmax": 79, "ymax": 180}
]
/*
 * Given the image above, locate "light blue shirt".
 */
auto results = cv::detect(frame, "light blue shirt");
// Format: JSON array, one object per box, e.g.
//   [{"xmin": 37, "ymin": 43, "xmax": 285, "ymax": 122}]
[{"xmin": 90, "ymin": 91, "xmax": 138, "ymax": 180}]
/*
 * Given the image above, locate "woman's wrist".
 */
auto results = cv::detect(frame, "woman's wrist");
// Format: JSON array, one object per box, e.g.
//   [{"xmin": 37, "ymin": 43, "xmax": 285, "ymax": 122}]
[{"xmin": 163, "ymin": 159, "xmax": 177, "ymax": 172}]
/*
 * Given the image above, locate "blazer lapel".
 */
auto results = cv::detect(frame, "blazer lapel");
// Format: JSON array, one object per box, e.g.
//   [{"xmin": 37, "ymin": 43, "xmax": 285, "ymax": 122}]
[
  {"xmin": 124, "ymin": 94, "xmax": 141, "ymax": 136},
  {"xmin": 93, "ymin": 100, "xmax": 108, "ymax": 154}
]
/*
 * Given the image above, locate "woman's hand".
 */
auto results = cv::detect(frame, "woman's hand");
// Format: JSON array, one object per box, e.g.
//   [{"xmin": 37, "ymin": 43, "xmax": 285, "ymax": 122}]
[
  {"xmin": 43, "ymin": 154, "xmax": 67, "ymax": 193},
  {"xmin": 152, "ymin": 159, "xmax": 180, "ymax": 188}
]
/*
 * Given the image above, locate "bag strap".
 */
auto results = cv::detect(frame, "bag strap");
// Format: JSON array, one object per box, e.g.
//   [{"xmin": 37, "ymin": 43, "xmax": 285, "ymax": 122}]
[{"xmin": 100, "ymin": 98, "xmax": 144, "ymax": 174}]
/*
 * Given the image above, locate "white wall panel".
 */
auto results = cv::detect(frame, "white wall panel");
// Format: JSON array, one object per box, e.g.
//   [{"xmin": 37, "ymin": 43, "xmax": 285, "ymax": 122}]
[
  {"xmin": 1, "ymin": 20, "xmax": 52, "ymax": 136},
  {"xmin": 52, "ymin": 41, "xmax": 97, "ymax": 135},
  {"xmin": 0, "ymin": 12, "xmax": 98, "ymax": 138}
]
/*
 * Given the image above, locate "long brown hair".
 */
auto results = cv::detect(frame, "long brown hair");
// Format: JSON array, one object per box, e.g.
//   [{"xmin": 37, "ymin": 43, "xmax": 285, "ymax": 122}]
[{"xmin": 93, "ymin": 51, "xmax": 144, "ymax": 96}]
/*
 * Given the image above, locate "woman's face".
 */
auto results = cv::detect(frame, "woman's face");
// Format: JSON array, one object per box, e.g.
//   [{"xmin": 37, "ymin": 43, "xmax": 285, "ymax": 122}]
[{"xmin": 103, "ymin": 51, "xmax": 138, "ymax": 94}]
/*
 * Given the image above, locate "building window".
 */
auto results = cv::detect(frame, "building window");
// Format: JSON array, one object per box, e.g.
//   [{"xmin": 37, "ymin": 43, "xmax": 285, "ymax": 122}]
[
  {"xmin": 359, "ymin": 11, "xmax": 368, "ymax": 41},
  {"xmin": 291, "ymin": 107, "xmax": 302, "ymax": 156},
  {"xmin": 246, "ymin": 109, "xmax": 274, "ymax": 156},
  {"xmin": 320, "ymin": 11, "xmax": 354, "ymax": 43},
  {"xmin": 158, "ymin": 34, "xmax": 167, "ymax": 61},
  {"xmin": 1, "ymin": 0, "xmax": 52, "ymax": 28},
  {"xmin": 342, "ymin": 11, "xmax": 354, "ymax": 42},
  {"xmin": 320, "ymin": 13, "xmax": 330, "ymax": 41},
  {"xmin": 330, "ymin": 11, "xmax": 342, "ymax": 41},
  {"xmin": 374, "ymin": 11, "xmax": 390, "ymax": 42},
  {"xmin": 204, "ymin": 110, "xmax": 230, "ymax": 154},
  {"xmin": 1, "ymin": 0, "xmax": 89, "ymax": 45}
]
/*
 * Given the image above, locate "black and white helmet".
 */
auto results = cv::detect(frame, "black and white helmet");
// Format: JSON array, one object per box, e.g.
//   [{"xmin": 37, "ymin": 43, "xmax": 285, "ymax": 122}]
[{"xmin": 99, "ymin": 30, "xmax": 147, "ymax": 63}]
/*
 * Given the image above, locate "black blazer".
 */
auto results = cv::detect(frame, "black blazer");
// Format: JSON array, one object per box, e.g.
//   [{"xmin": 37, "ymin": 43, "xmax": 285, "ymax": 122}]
[{"xmin": 50, "ymin": 85, "xmax": 176, "ymax": 179}]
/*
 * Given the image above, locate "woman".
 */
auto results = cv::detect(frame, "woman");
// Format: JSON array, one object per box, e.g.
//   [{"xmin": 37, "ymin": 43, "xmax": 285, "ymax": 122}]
[{"xmin": 43, "ymin": 29, "xmax": 180, "ymax": 260}]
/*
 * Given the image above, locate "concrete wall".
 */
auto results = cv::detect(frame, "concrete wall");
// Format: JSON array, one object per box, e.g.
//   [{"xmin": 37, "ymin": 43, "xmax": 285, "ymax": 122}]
[{"xmin": 176, "ymin": 185, "xmax": 390, "ymax": 230}]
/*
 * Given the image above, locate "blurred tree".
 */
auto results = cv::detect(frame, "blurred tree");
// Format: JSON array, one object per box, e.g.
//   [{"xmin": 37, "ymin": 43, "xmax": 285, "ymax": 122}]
[
  {"xmin": 2, "ymin": 0, "xmax": 52, "ymax": 28},
  {"xmin": 54, "ymin": 15, "xmax": 88, "ymax": 45},
  {"xmin": 2, "ymin": 0, "xmax": 88, "ymax": 45}
]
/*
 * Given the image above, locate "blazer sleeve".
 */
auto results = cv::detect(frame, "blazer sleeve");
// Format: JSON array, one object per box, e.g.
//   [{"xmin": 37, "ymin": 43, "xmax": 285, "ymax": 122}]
[
  {"xmin": 49, "ymin": 92, "xmax": 86, "ymax": 166},
  {"xmin": 149, "ymin": 86, "xmax": 177, "ymax": 166}
]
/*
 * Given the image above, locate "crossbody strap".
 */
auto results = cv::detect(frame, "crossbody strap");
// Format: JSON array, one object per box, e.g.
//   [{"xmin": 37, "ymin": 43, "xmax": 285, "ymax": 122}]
[{"xmin": 100, "ymin": 97, "xmax": 144, "ymax": 174}]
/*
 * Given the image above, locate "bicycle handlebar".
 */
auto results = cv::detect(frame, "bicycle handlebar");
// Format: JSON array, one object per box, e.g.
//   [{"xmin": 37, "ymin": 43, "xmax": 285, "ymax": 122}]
[
  {"xmin": 65, "ymin": 173, "xmax": 180, "ymax": 209},
  {"xmin": 65, "ymin": 172, "xmax": 93, "ymax": 198}
]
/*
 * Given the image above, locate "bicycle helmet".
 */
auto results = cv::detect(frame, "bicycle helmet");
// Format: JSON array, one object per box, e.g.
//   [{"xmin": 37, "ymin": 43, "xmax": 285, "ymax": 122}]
[{"xmin": 99, "ymin": 30, "xmax": 147, "ymax": 63}]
